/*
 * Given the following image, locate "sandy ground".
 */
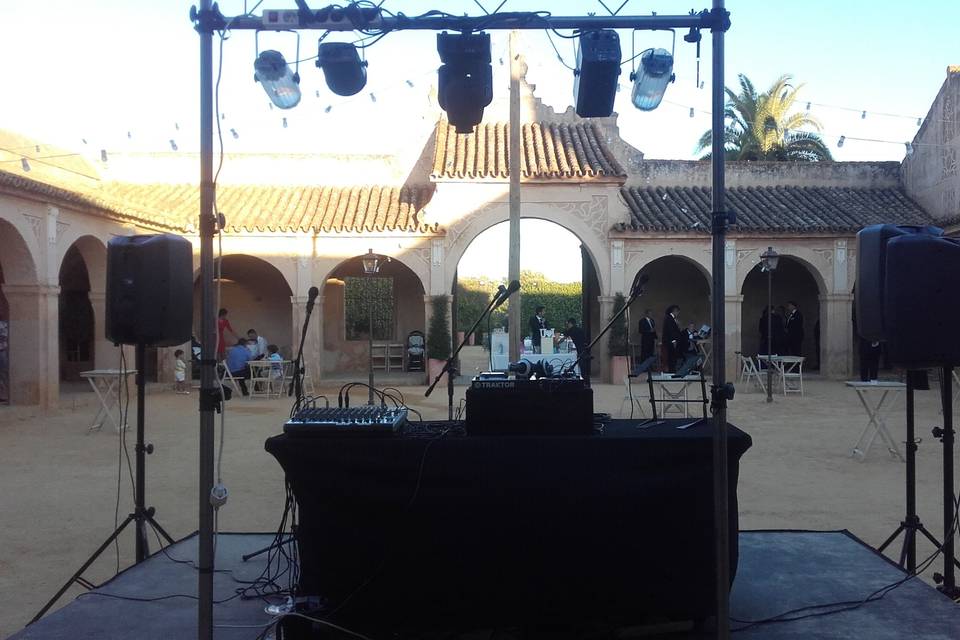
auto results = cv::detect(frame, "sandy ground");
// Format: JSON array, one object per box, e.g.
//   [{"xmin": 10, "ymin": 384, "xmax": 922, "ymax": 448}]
[{"xmin": 1, "ymin": 349, "xmax": 957, "ymax": 637}]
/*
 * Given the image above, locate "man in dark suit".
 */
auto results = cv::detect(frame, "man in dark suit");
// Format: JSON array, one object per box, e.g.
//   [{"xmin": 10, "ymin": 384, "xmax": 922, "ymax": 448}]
[
  {"xmin": 528, "ymin": 305, "xmax": 547, "ymax": 353},
  {"xmin": 564, "ymin": 317, "xmax": 590, "ymax": 384},
  {"xmin": 639, "ymin": 308, "xmax": 657, "ymax": 362},
  {"xmin": 785, "ymin": 301, "xmax": 804, "ymax": 356},
  {"xmin": 662, "ymin": 305, "xmax": 686, "ymax": 373}
]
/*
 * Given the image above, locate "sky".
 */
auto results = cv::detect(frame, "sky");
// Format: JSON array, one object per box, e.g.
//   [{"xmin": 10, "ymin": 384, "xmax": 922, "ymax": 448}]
[{"xmin": 1, "ymin": 0, "xmax": 958, "ymax": 282}]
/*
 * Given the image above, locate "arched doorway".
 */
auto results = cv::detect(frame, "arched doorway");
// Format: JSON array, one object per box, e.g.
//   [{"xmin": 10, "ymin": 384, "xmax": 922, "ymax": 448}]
[
  {"xmin": 322, "ymin": 254, "xmax": 426, "ymax": 375},
  {"xmin": 59, "ymin": 244, "xmax": 95, "ymax": 382},
  {"xmin": 741, "ymin": 256, "xmax": 822, "ymax": 368},
  {"xmin": 0, "ymin": 218, "xmax": 40, "ymax": 404},
  {"xmin": 194, "ymin": 255, "xmax": 295, "ymax": 357},
  {"xmin": 629, "ymin": 256, "xmax": 712, "ymax": 354},
  {"xmin": 454, "ymin": 219, "xmax": 603, "ymax": 377}
]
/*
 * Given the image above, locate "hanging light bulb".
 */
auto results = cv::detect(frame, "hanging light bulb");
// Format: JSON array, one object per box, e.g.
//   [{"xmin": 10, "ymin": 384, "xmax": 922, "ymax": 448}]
[
  {"xmin": 689, "ymin": 107, "xmax": 695, "ymax": 118},
  {"xmin": 916, "ymin": 117, "xmax": 922, "ymax": 126},
  {"xmin": 282, "ymin": 117, "xmax": 288, "ymax": 128},
  {"xmin": 82, "ymin": 138, "xmax": 88, "ymax": 144},
  {"xmin": 169, "ymin": 139, "xmax": 178, "ymax": 151},
  {"xmin": 230, "ymin": 128, "xmax": 239, "ymax": 139},
  {"xmin": 101, "ymin": 149, "xmax": 108, "ymax": 161},
  {"xmin": 369, "ymin": 92, "xmax": 377, "ymax": 103},
  {"xmin": 324, "ymin": 105, "xmax": 332, "ymax": 113},
  {"xmin": 837, "ymin": 135, "xmax": 845, "ymax": 148},
  {"xmin": 21, "ymin": 157, "xmax": 30, "ymax": 171},
  {"xmin": 861, "ymin": 110, "xmax": 866, "ymax": 119},
  {"xmin": 254, "ymin": 50, "xmax": 302, "ymax": 109},
  {"xmin": 905, "ymin": 141, "xmax": 914, "ymax": 155},
  {"xmin": 35, "ymin": 145, "xmax": 40, "ymax": 153},
  {"xmin": 805, "ymin": 101, "xmax": 811, "ymax": 110},
  {"xmin": 315, "ymin": 89, "xmax": 320, "ymax": 98},
  {"xmin": 406, "ymin": 80, "xmax": 414, "ymax": 88},
  {"xmin": 175, "ymin": 122, "xmax": 180, "ymax": 131},
  {"xmin": 127, "ymin": 131, "xmax": 132, "ymax": 139}
]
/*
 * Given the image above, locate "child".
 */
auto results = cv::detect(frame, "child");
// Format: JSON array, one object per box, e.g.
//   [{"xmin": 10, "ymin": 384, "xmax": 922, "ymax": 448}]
[
  {"xmin": 174, "ymin": 349, "xmax": 189, "ymax": 394},
  {"xmin": 267, "ymin": 344, "xmax": 283, "ymax": 380}
]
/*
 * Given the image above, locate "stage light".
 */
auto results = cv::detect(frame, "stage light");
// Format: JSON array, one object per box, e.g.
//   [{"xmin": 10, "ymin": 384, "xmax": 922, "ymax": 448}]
[
  {"xmin": 630, "ymin": 48, "xmax": 675, "ymax": 111},
  {"xmin": 254, "ymin": 50, "xmax": 301, "ymax": 110},
  {"xmin": 437, "ymin": 31, "xmax": 493, "ymax": 133},
  {"xmin": 573, "ymin": 29, "xmax": 621, "ymax": 118},
  {"xmin": 316, "ymin": 42, "xmax": 367, "ymax": 96}
]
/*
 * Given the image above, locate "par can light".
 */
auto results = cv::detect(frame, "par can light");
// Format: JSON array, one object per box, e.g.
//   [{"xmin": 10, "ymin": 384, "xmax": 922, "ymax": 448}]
[
  {"xmin": 630, "ymin": 48, "xmax": 674, "ymax": 111},
  {"xmin": 254, "ymin": 50, "xmax": 301, "ymax": 110},
  {"xmin": 317, "ymin": 42, "xmax": 368, "ymax": 97},
  {"xmin": 437, "ymin": 31, "xmax": 493, "ymax": 134}
]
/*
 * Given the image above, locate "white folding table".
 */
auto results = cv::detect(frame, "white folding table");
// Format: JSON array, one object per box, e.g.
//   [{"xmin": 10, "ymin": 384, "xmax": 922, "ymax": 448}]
[
  {"xmin": 846, "ymin": 381, "xmax": 905, "ymax": 462},
  {"xmin": 80, "ymin": 369, "xmax": 136, "ymax": 433}
]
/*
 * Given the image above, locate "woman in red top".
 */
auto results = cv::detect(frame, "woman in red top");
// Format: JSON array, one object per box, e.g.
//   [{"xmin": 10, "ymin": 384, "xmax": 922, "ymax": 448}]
[{"xmin": 217, "ymin": 308, "xmax": 238, "ymax": 360}]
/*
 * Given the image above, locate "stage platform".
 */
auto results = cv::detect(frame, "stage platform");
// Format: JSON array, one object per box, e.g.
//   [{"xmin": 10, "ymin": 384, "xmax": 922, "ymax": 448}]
[{"xmin": 10, "ymin": 531, "xmax": 960, "ymax": 639}]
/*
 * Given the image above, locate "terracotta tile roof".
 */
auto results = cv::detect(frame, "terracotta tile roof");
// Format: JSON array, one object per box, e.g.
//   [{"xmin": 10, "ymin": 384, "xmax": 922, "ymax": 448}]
[
  {"xmin": 431, "ymin": 120, "xmax": 626, "ymax": 182},
  {"xmin": 0, "ymin": 169, "xmax": 184, "ymax": 231},
  {"xmin": 106, "ymin": 183, "xmax": 440, "ymax": 234},
  {"xmin": 617, "ymin": 185, "xmax": 932, "ymax": 234}
]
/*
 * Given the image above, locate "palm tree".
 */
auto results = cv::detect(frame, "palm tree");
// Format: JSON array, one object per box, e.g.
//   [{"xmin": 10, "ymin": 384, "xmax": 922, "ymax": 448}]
[{"xmin": 696, "ymin": 74, "xmax": 833, "ymax": 161}]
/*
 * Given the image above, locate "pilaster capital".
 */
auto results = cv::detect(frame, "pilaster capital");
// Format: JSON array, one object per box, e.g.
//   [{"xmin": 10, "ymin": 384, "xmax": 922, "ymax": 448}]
[
  {"xmin": 819, "ymin": 293, "xmax": 854, "ymax": 303},
  {"xmin": 0, "ymin": 283, "xmax": 59, "ymax": 298}
]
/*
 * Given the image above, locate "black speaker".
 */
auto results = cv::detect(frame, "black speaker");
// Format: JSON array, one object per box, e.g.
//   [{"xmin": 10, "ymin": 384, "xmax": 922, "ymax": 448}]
[
  {"xmin": 574, "ymin": 30, "xmax": 621, "ymax": 118},
  {"xmin": 855, "ymin": 224, "xmax": 943, "ymax": 342},
  {"xmin": 883, "ymin": 233, "xmax": 960, "ymax": 367},
  {"xmin": 106, "ymin": 234, "xmax": 193, "ymax": 346}
]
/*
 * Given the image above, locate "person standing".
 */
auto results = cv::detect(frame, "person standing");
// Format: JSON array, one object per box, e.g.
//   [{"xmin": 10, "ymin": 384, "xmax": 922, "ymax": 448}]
[
  {"xmin": 662, "ymin": 305, "xmax": 686, "ymax": 373},
  {"xmin": 528, "ymin": 305, "xmax": 548, "ymax": 354},
  {"xmin": 217, "ymin": 308, "xmax": 239, "ymax": 361},
  {"xmin": 173, "ymin": 349, "xmax": 188, "ymax": 394},
  {"xmin": 639, "ymin": 309, "xmax": 657, "ymax": 362},
  {"xmin": 785, "ymin": 301, "xmax": 805, "ymax": 356},
  {"xmin": 564, "ymin": 317, "xmax": 590, "ymax": 385}
]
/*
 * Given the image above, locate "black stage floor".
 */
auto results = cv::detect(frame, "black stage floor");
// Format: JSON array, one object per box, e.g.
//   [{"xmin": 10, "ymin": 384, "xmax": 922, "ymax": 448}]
[{"xmin": 9, "ymin": 531, "xmax": 960, "ymax": 639}]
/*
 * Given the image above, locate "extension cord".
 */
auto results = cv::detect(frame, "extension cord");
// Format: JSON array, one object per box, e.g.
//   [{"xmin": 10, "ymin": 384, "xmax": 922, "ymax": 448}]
[{"xmin": 210, "ymin": 483, "xmax": 229, "ymax": 508}]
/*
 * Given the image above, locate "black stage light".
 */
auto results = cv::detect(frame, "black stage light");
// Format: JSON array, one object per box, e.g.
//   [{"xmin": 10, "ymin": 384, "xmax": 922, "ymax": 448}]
[
  {"xmin": 316, "ymin": 42, "xmax": 368, "ymax": 96},
  {"xmin": 437, "ymin": 31, "xmax": 493, "ymax": 133},
  {"xmin": 573, "ymin": 29, "xmax": 621, "ymax": 118}
]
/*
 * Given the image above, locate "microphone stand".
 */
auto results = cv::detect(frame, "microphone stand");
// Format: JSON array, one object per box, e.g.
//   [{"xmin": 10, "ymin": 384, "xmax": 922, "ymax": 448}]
[
  {"xmin": 568, "ymin": 281, "xmax": 645, "ymax": 381},
  {"xmin": 426, "ymin": 286, "xmax": 506, "ymax": 420},
  {"xmin": 288, "ymin": 295, "xmax": 317, "ymax": 400}
]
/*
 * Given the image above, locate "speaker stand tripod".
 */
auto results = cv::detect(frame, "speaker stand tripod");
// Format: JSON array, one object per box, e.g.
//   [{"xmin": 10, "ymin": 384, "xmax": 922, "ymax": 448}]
[
  {"xmin": 30, "ymin": 343, "xmax": 174, "ymax": 624},
  {"xmin": 877, "ymin": 369, "xmax": 960, "ymax": 584}
]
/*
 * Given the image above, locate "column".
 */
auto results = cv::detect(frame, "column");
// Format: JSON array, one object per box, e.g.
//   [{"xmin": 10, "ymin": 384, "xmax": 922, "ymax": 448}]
[
  {"xmin": 88, "ymin": 290, "xmax": 121, "ymax": 371},
  {"xmin": 291, "ymin": 294, "xmax": 322, "ymax": 380},
  {"xmin": 2, "ymin": 284, "xmax": 59, "ymax": 407},
  {"xmin": 724, "ymin": 295, "xmax": 743, "ymax": 381},
  {"xmin": 598, "ymin": 295, "xmax": 615, "ymax": 383},
  {"xmin": 821, "ymin": 293, "xmax": 853, "ymax": 379}
]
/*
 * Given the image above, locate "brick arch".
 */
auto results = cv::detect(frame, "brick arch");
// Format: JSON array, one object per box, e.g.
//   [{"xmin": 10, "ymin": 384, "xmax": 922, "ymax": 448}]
[{"xmin": 59, "ymin": 235, "xmax": 107, "ymax": 293}]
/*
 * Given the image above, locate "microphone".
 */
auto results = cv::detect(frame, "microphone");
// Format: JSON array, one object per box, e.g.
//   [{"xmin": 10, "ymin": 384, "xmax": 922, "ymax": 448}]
[
  {"xmin": 492, "ymin": 284, "xmax": 507, "ymax": 305},
  {"xmin": 492, "ymin": 279, "xmax": 520, "ymax": 311},
  {"xmin": 630, "ymin": 273, "xmax": 650, "ymax": 298},
  {"xmin": 305, "ymin": 286, "xmax": 319, "ymax": 314}
]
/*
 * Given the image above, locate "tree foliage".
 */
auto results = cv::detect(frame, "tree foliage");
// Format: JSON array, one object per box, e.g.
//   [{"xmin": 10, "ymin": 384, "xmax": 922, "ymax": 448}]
[
  {"xmin": 607, "ymin": 292, "xmax": 629, "ymax": 357},
  {"xmin": 427, "ymin": 295, "xmax": 451, "ymax": 360},
  {"xmin": 456, "ymin": 271, "xmax": 582, "ymax": 337},
  {"xmin": 696, "ymin": 74, "xmax": 833, "ymax": 162}
]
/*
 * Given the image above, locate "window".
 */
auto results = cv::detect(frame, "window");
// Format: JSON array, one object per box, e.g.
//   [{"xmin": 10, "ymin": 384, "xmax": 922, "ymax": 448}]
[{"xmin": 344, "ymin": 276, "xmax": 394, "ymax": 341}]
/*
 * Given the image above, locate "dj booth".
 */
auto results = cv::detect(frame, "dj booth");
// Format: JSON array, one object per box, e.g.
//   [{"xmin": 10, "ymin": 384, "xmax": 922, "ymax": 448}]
[{"xmin": 265, "ymin": 419, "xmax": 752, "ymax": 632}]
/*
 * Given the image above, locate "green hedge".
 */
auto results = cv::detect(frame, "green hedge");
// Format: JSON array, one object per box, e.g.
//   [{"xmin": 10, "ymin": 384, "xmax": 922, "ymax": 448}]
[
  {"xmin": 457, "ymin": 271, "xmax": 582, "ymax": 337},
  {"xmin": 607, "ymin": 292, "xmax": 629, "ymax": 356},
  {"xmin": 427, "ymin": 295, "xmax": 451, "ymax": 360}
]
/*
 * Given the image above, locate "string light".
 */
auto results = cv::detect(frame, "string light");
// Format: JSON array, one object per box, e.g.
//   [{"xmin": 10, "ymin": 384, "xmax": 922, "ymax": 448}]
[
  {"xmin": 805, "ymin": 101, "xmax": 811, "ymax": 110},
  {"xmin": 837, "ymin": 135, "xmax": 845, "ymax": 148},
  {"xmin": 405, "ymin": 80, "xmax": 414, "ymax": 87},
  {"xmin": 100, "ymin": 149, "xmax": 108, "ymax": 161},
  {"xmin": 861, "ymin": 110, "xmax": 867, "ymax": 119},
  {"xmin": 689, "ymin": 107, "xmax": 694, "ymax": 118},
  {"xmin": 127, "ymin": 131, "xmax": 132, "ymax": 139},
  {"xmin": 35, "ymin": 145, "xmax": 40, "ymax": 153},
  {"xmin": 905, "ymin": 141, "xmax": 914, "ymax": 155},
  {"xmin": 282, "ymin": 117, "xmax": 288, "ymax": 128},
  {"xmin": 230, "ymin": 128, "xmax": 239, "ymax": 139},
  {"xmin": 369, "ymin": 92, "xmax": 377, "ymax": 103},
  {"xmin": 325, "ymin": 105, "xmax": 332, "ymax": 113},
  {"xmin": 315, "ymin": 89, "xmax": 320, "ymax": 97},
  {"xmin": 917, "ymin": 117, "xmax": 922, "ymax": 126},
  {"xmin": 81, "ymin": 138, "xmax": 88, "ymax": 145},
  {"xmin": 21, "ymin": 158, "xmax": 30, "ymax": 171},
  {"xmin": 175, "ymin": 122, "xmax": 180, "ymax": 131},
  {"xmin": 169, "ymin": 139, "xmax": 178, "ymax": 151}
]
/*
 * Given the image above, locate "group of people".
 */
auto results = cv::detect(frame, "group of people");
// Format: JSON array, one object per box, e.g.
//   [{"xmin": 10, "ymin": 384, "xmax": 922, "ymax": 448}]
[
  {"xmin": 638, "ymin": 306, "xmax": 708, "ymax": 374},
  {"xmin": 176, "ymin": 308, "xmax": 284, "ymax": 397},
  {"xmin": 758, "ymin": 301, "xmax": 805, "ymax": 357},
  {"xmin": 527, "ymin": 305, "xmax": 588, "ymax": 356}
]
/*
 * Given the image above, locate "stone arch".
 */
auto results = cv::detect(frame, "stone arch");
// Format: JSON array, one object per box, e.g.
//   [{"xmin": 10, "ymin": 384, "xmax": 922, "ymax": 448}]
[
  {"xmin": 196, "ymin": 255, "xmax": 296, "ymax": 357},
  {"xmin": 442, "ymin": 201, "xmax": 610, "ymax": 295},
  {"xmin": 740, "ymin": 256, "xmax": 823, "ymax": 366},
  {"xmin": 0, "ymin": 218, "xmax": 40, "ymax": 404},
  {"xmin": 321, "ymin": 253, "xmax": 427, "ymax": 375},
  {"xmin": 58, "ymin": 242, "xmax": 96, "ymax": 381},
  {"xmin": 736, "ymin": 247, "xmax": 828, "ymax": 297},
  {"xmin": 627, "ymin": 254, "xmax": 713, "ymax": 348}
]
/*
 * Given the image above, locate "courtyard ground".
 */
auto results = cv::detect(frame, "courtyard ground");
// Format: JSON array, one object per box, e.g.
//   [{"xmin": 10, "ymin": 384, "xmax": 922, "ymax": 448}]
[{"xmin": 0, "ymin": 349, "xmax": 956, "ymax": 636}]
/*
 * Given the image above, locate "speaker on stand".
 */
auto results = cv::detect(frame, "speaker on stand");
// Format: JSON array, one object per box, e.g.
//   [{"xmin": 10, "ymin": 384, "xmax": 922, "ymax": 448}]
[{"xmin": 32, "ymin": 234, "xmax": 194, "ymax": 623}]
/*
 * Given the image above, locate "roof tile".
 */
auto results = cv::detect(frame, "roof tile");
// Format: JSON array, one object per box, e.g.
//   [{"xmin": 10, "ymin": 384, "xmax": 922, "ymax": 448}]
[{"xmin": 617, "ymin": 185, "xmax": 932, "ymax": 234}]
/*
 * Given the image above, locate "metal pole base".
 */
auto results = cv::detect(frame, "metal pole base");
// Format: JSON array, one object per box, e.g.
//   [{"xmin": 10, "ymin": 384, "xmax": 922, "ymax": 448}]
[
  {"xmin": 878, "ymin": 515, "xmax": 960, "ymax": 574},
  {"xmin": 29, "ymin": 508, "xmax": 173, "ymax": 625}
]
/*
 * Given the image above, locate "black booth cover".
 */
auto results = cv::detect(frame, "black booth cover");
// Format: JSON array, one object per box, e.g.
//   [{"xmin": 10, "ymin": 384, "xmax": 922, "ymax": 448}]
[{"xmin": 265, "ymin": 419, "xmax": 752, "ymax": 630}]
